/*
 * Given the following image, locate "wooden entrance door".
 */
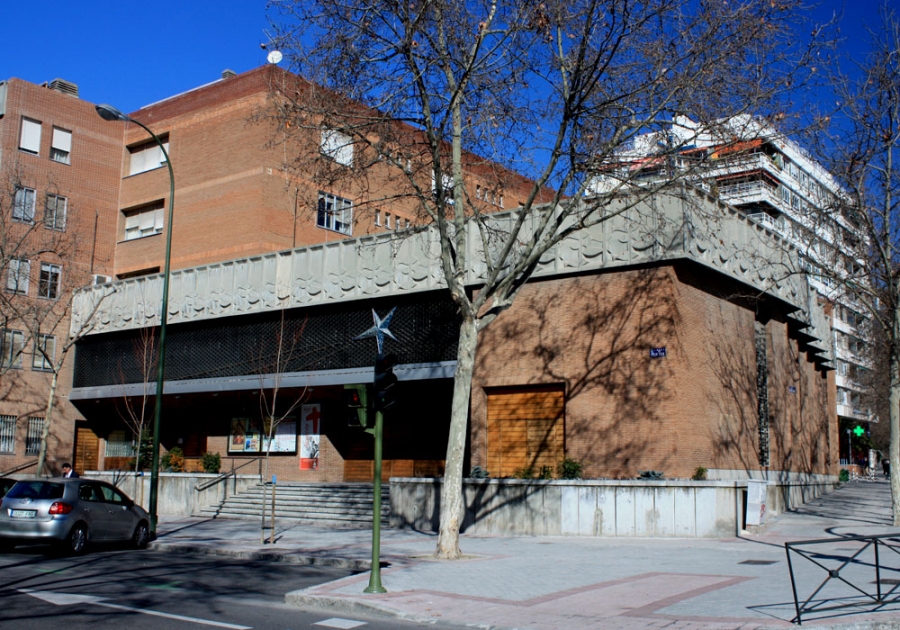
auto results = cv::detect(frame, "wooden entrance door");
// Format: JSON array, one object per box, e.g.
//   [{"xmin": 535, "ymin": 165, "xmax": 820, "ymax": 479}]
[
  {"xmin": 486, "ymin": 386, "xmax": 565, "ymax": 477},
  {"xmin": 73, "ymin": 426, "xmax": 100, "ymax": 474}
]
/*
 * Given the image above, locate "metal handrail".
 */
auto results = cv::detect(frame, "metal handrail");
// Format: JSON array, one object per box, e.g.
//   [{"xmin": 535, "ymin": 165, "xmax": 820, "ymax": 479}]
[
  {"xmin": 194, "ymin": 456, "xmax": 263, "ymax": 491},
  {"xmin": 0, "ymin": 460, "xmax": 38, "ymax": 477}
]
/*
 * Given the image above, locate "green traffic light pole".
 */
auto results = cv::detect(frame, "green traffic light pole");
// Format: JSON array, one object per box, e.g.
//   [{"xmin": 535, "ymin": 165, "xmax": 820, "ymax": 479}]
[
  {"xmin": 365, "ymin": 407, "xmax": 386, "ymax": 594},
  {"xmin": 354, "ymin": 308, "xmax": 397, "ymax": 594},
  {"xmin": 96, "ymin": 104, "xmax": 174, "ymax": 536}
]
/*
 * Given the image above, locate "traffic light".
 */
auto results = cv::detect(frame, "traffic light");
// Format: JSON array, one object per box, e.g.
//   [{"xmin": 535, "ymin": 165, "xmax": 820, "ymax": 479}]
[
  {"xmin": 345, "ymin": 384, "xmax": 369, "ymax": 428},
  {"xmin": 373, "ymin": 352, "xmax": 398, "ymax": 411}
]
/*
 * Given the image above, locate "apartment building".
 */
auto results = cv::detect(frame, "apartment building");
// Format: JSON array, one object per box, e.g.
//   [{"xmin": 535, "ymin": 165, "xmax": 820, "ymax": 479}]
[{"xmin": 0, "ymin": 77, "xmax": 123, "ymax": 475}]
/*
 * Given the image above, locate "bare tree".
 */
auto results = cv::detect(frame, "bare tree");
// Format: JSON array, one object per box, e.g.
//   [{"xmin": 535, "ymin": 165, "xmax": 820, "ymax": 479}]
[
  {"xmin": 268, "ymin": 0, "xmax": 823, "ymax": 557},
  {"xmin": 114, "ymin": 324, "xmax": 158, "ymax": 473},
  {"xmin": 257, "ymin": 310, "xmax": 308, "ymax": 480},
  {"xmin": 808, "ymin": 4, "xmax": 900, "ymax": 523},
  {"xmin": 0, "ymin": 159, "xmax": 114, "ymax": 476}
]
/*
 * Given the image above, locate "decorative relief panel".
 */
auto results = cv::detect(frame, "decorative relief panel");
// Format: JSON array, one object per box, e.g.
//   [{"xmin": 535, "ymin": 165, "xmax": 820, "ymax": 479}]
[{"xmin": 70, "ymin": 192, "xmax": 830, "ymax": 361}]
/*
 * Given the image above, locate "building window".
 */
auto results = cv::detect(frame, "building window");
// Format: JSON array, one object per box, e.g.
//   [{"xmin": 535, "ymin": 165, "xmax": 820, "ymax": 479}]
[
  {"xmin": 0, "ymin": 415, "xmax": 15, "ymax": 453},
  {"xmin": 320, "ymin": 128, "xmax": 354, "ymax": 167},
  {"xmin": 25, "ymin": 417, "xmax": 44, "ymax": 455},
  {"xmin": 38, "ymin": 263, "xmax": 61, "ymax": 299},
  {"xmin": 7, "ymin": 259, "xmax": 30, "ymax": 294},
  {"xmin": 432, "ymin": 171, "xmax": 456, "ymax": 204},
  {"xmin": 45, "ymin": 194, "xmax": 67, "ymax": 230},
  {"xmin": 1, "ymin": 330, "xmax": 25, "ymax": 369},
  {"xmin": 123, "ymin": 203, "xmax": 164, "ymax": 240},
  {"xmin": 128, "ymin": 137, "xmax": 169, "ymax": 176},
  {"xmin": 13, "ymin": 186, "xmax": 36, "ymax": 223},
  {"xmin": 385, "ymin": 213, "xmax": 392, "ymax": 229},
  {"xmin": 317, "ymin": 192, "xmax": 352, "ymax": 235},
  {"xmin": 32, "ymin": 334, "xmax": 55, "ymax": 371},
  {"xmin": 404, "ymin": 218, "xmax": 410, "ymax": 229},
  {"xmin": 19, "ymin": 118, "xmax": 41, "ymax": 154},
  {"xmin": 105, "ymin": 430, "xmax": 136, "ymax": 458},
  {"xmin": 374, "ymin": 209, "xmax": 381, "ymax": 226},
  {"xmin": 50, "ymin": 127, "xmax": 72, "ymax": 164}
]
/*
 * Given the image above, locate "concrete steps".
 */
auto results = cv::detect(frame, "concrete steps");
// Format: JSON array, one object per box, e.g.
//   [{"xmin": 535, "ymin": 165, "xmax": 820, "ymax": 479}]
[{"xmin": 197, "ymin": 482, "xmax": 390, "ymax": 528}]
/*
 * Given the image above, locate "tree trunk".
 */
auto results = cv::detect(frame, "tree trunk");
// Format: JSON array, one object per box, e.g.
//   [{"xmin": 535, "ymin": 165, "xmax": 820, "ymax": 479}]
[
  {"xmin": 36, "ymin": 370, "xmax": 60, "ymax": 476},
  {"xmin": 891, "ymin": 306, "xmax": 900, "ymax": 526},
  {"xmin": 434, "ymin": 315, "xmax": 478, "ymax": 559}
]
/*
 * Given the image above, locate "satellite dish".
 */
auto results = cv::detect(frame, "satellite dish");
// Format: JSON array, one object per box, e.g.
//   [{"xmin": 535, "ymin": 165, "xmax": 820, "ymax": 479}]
[{"xmin": 267, "ymin": 50, "xmax": 283, "ymax": 65}]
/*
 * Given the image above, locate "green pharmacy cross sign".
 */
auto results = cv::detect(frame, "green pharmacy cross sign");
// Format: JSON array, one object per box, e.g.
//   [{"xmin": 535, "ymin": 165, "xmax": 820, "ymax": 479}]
[{"xmin": 853, "ymin": 425, "xmax": 865, "ymax": 437}]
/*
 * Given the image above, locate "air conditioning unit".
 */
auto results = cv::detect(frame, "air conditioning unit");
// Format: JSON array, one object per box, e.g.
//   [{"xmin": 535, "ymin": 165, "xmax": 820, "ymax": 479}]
[{"xmin": 91, "ymin": 274, "xmax": 113, "ymax": 286}]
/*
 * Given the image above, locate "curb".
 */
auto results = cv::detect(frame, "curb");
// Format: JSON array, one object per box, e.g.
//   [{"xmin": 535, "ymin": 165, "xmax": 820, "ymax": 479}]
[{"xmin": 148, "ymin": 541, "xmax": 373, "ymax": 570}]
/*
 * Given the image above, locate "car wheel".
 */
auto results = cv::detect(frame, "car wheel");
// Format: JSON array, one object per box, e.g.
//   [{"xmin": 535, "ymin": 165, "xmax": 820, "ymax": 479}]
[
  {"xmin": 62, "ymin": 524, "xmax": 88, "ymax": 555},
  {"xmin": 132, "ymin": 522, "xmax": 150, "ymax": 549}
]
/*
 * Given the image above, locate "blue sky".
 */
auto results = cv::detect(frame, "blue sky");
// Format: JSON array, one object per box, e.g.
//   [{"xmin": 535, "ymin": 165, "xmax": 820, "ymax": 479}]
[
  {"xmin": 1, "ymin": 0, "xmax": 272, "ymax": 113},
  {"xmin": 0, "ymin": 1, "xmax": 887, "ymax": 116}
]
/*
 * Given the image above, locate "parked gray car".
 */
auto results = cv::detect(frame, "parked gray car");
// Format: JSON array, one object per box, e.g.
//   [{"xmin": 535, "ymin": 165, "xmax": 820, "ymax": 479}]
[{"xmin": 0, "ymin": 478, "xmax": 150, "ymax": 554}]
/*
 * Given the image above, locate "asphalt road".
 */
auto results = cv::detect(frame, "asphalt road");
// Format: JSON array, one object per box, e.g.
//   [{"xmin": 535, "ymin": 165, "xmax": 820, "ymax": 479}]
[{"xmin": 0, "ymin": 544, "xmax": 451, "ymax": 630}]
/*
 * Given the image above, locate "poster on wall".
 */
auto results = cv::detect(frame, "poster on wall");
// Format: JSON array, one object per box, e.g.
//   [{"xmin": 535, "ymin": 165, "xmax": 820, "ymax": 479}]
[
  {"xmin": 231, "ymin": 418, "xmax": 298, "ymax": 454},
  {"xmin": 264, "ymin": 419, "xmax": 297, "ymax": 453},
  {"xmin": 229, "ymin": 418, "xmax": 251, "ymax": 453},
  {"xmin": 299, "ymin": 404, "xmax": 321, "ymax": 470}
]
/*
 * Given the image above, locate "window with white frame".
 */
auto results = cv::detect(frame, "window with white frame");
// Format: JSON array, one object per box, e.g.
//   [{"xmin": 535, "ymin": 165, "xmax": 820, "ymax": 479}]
[
  {"xmin": 128, "ymin": 137, "xmax": 169, "ymax": 176},
  {"xmin": 0, "ymin": 415, "xmax": 15, "ymax": 453},
  {"xmin": 32, "ymin": 334, "xmax": 55, "ymax": 371},
  {"xmin": 123, "ymin": 203, "xmax": 164, "ymax": 240},
  {"xmin": 385, "ymin": 213, "xmax": 392, "ymax": 229},
  {"xmin": 1, "ymin": 330, "xmax": 25, "ymax": 369},
  {"xmin": 374, "ymin": 209, "xmax": 381, "ymax": 226},
  {"xmin": 44, "ymin": 194, "xmax": 67, "ymax": 230},
  {"xmin": 25, "ymin": 417, "xmax": 43, "ymax": 455},
  {"xmin": 7, "ymin": 259, "xmax": 30, "ymax": 294},
  {"xmin": 38, "ymin": 263, "xmax": 61, "ymax": 299},
  {"xmin": 432, "ymin": 171, "xmax": 456, "ymax": 204},
  {"xmin": 320, "ymin": 128, "xmax": 354, "ymax": 167},
  {"xmin": 50, "ymin": 127, "xmax": 72, "ymax": 164},
  {"xmin": 105, "ymin": 430, "xmax": 136, "ymax": 457},
  {"xmin": 316, "ymin": 192, "xmax": 352, "ymax": 235},
  {"xmin": 13, "ymin": 186, "xmax": 36, "ymax": 223},
  {"xmin": 19, "ymin": 118, "xmax": 41, "ymax": 154}
]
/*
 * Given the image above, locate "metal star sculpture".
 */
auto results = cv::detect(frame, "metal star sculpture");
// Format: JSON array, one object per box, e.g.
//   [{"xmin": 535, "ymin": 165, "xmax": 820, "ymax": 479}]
[{"xmin": 355, "ymin": 308, "xmax": 397, "ymax": 354}]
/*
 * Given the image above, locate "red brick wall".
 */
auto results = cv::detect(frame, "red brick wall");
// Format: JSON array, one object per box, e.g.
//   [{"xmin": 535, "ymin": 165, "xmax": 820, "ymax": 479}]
[{"xmin": 471, "ymin": 263, "xmax": 836, "ymax": 479}]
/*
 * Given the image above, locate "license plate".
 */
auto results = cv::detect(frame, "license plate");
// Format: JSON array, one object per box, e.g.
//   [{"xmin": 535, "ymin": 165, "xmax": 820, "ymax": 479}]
[{"xmin": 10, "ymin": 510, "xmax": 36, "ymax": 518}]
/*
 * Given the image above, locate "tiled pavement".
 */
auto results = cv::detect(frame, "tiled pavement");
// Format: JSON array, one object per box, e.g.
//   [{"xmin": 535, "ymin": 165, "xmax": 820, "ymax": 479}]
[{"xmin": 153, "ymin": 478, "xmax": 900, "ymax": 629}]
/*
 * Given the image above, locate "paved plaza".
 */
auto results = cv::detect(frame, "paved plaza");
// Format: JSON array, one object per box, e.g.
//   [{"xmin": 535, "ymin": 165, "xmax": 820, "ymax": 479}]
[{"xmin": 153, "ymin": 479, "xmax": 900, "ymax": 629}]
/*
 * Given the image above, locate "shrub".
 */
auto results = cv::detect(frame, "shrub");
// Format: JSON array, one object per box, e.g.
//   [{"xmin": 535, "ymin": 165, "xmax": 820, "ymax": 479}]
[
  {"xmin": 839, "ymin": 469, "xmax": 850, "ymax": 482},
  {"xmin": 161, "ymin": 447, "xmax": 185, "ymax": 473},
  {"xmin": 638, "ymin": 470, "xmax": 665, "ymax": 480},
  {"xmin": 469, "ymin": 465, "xmax": 489, "ymax": 479},
  {"xmin": 691, "ymin": 466, "xmax": 708, "ymax": 481},
  {"xmin": 202, "ymin": 451, "xmax": 221, "ymax": 474},
  {"xmin": 513, "ymin": 465, "xmax": 535, "ymax": 479},
  {"xmin": 557, "ymin": 457, "xmax": 584, "ymax": 480},
  {"xmin": 537, "ymin": 465, "xmax": 554, "ymax": 479}
]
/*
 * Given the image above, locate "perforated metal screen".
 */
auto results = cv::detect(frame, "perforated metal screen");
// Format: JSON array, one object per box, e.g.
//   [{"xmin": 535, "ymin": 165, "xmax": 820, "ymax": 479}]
[{"xmin": 73, "ymin": 292, "xmax": 460, "ymax": 388}]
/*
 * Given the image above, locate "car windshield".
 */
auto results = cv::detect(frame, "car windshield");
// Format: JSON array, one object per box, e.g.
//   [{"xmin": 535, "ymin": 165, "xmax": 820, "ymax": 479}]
[{"xmin": 5, "ymin": 481, "xmax": 65, "ymax": 501}]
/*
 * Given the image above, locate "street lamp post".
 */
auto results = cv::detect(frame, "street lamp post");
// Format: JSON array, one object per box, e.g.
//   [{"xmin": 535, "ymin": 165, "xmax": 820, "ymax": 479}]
[{"xmin": 96, "ymin": 104, "xmax": 174, "ymax": 535}]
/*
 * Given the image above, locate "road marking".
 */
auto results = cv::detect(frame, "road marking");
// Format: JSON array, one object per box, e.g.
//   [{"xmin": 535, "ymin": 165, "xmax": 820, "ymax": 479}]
[
  {"xmin": 313, "ymin": 619, "xmax": 367, "ymax": 629},
  {"xmin": 19, "ymin": 589, "xmax": 252, "ymax": 629}
]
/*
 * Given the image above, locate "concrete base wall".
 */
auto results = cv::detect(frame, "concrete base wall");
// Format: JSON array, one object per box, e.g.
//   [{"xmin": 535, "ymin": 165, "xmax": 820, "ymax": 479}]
[
  {"xmin": 390, "ymin": 476, "xmax": 837, "ymax": 538},
  {"xmin": 85, "ymin": 471, "xmax": 260, "ymax": 517}
]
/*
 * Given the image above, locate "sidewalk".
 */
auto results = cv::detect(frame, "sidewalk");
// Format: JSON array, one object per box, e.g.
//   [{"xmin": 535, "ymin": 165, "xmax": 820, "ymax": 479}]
[{"xmin": 152, "ymin": 479, "xmax": 900, "ymax": 629}]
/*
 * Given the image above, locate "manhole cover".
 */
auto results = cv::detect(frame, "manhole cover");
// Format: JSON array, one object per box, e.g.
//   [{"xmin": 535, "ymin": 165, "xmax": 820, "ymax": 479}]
[{"xmin": 740, "ymin": 559, "xmax": 778, "ymax": 565}]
